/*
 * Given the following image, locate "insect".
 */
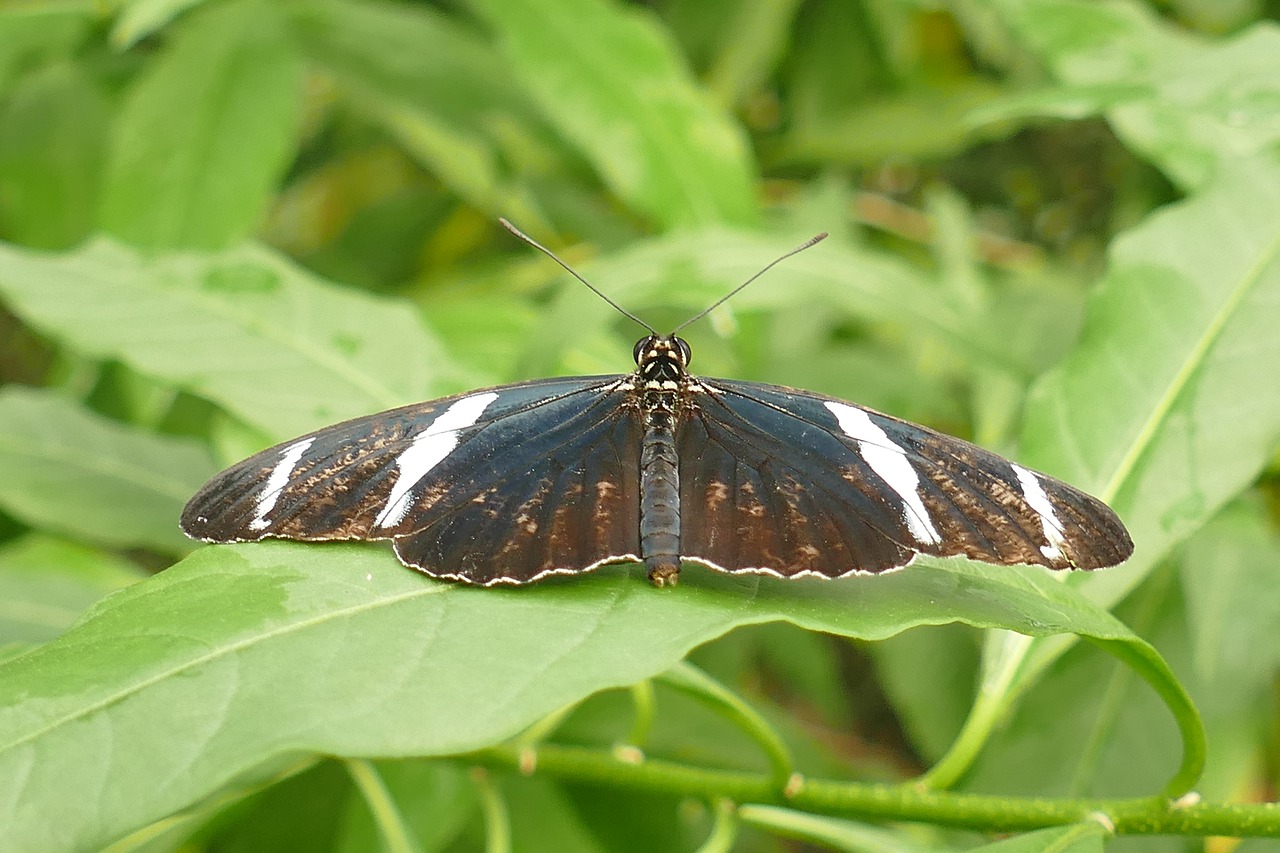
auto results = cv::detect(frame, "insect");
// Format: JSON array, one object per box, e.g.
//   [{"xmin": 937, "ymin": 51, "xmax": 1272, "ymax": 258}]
[{"xmin": 182, "ymin": 221, "xmax": 1133, "ymax": 587}]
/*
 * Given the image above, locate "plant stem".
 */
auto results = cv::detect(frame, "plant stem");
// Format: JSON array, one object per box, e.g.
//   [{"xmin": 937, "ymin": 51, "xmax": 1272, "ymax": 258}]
[
  {"xmin": 658, "ymin": 661, "xmax": 795, "ymax": 788},
  {"xmin": 344, "ymin": 759, "xmax": 423, "ymax": 853},
  {"xmin": 466, "ymin": 744, "xmax": 1280, "ymax": 837}
]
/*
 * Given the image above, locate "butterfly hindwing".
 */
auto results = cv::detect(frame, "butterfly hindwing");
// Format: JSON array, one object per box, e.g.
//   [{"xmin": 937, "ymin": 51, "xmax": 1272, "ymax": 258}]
[
  {"xmin": 181, "ymin": 376, "xmax": 645, "ymax": 584},
  {"xmin": 680, "ymin": 379, "xmax": 1132, "ymax": 577}
]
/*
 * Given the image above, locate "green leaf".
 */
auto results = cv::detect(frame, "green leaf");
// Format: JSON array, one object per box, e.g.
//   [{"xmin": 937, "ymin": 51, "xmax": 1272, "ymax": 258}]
[
  {"xmin": 502, "ymin": 776, "xmax": 607, "ymax": 853},
  {"xmin": 0, "ymin": 63, "xmax": 108, "ymax": 249},
  {"xmin": 702, "ymin": 0, "xmax": 803, "ymax": 108},
  {"xmin": 989, "ymin": 1, "xmax": 1280, "ymax": 189},
  {"xmin": 966, "ymin": 554, "xmax": 1235, "ymax": 803},
  {"xmin": 465, "ymin": 0, "xmax": 758, "ymax": 229},
  {"xmin": 0, "ymin": 7, "xmax": 93, "ymax": 93},
  {"xmin": 97, "ymin": 0, "xmax": 302, "ymax": 249},
  {"xmin": 199, "ymin": 759, "xmax": 352, "ymax": 853},
  {"xmin": 970, "ymin": 823, "xmax": 1108, "ymax": 853},
  {"xmin": 927, "ymin": 154, "xmax": 1280, "ymax": 789},
  {"xmin": 0, "ymin": 239, "xmax": 455, "ymax": 439},
  {"xmin": 1028, "ymin": 154, "xmax": 1280, "ymax": 621},
  {"xmin": 1177, "ymin": 500, "xmax": 1280, "ymax": 801},
  {"xmin": 288, "ymin": 0, "xmax": 553, "ymax": 225},
  {"xmin": 1179, "ymin": 501, "xmax": 1280, "ymax": 689},
  {"xmin": 109, "ymin": 0, "xmax": 213, "ymax": 49},
  {"xmin": 782, "ymin": 80, "xmax": 1009, "ymax": 166},
  {"xmin": 872, "ymin": 624, "xmax": 980, "ymax": 763},
  {"xmin": 0, "ymin": 543, "xmax": 1200, "ymax": 852},
  {"xmin": 0, "ymin": 534, "xmax": 142, "ymax": 647},
  {"xmin": 0, "ymin": 387, "xmax": 217, "ymax": 552}
]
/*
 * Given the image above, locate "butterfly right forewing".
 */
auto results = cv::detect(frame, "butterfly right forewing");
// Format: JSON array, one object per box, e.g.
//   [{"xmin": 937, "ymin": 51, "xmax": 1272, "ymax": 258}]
[
  {"xmin": 677, "ymin": 380, "xmax": 918, "ymax": 577},
  {"xmin": 676, "ymin": 378, "xmax": 1132, "ymax": 578}
]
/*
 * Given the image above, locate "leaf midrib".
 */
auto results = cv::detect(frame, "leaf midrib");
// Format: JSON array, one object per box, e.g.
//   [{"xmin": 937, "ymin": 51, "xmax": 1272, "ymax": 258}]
[
  {"xmin": 176, "ymin": 273, "xmax": 411, "ymax": 413},
  {"xmin": 0, "ymin": 581, "xmax": 445, "ymax": 756},
  {"xmin": 1100, "ymin": 224, "xmax": 1280, "ymax": 502}
]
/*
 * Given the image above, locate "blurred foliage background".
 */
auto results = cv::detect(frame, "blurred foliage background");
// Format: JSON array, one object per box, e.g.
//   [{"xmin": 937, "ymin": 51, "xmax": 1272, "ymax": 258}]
[{"xmin": 1, "ymin": 0, "xmax": 1280, "ymax": 851}]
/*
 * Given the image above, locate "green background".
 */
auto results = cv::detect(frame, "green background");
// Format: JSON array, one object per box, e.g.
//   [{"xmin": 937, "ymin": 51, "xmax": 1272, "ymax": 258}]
[{"xmin": 0, "ymin": 0, "xmax": 1278, "ymax": 851}]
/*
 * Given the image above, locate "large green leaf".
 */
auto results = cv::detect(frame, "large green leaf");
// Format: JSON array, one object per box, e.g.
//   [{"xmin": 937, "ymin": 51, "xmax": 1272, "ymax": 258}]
[
  {"xmin": 0, "ymin": 239, "xmax": 455, "ymax": 439},
  {"xmin": 0, "ymin": 387, "xmax": 216, "ymax": 552},
  {"xmin": 0, "ymin": 534, "xmax": 142, "ymax": 648},
  {"xmin": 987, "ymin": 1, "xmax": 1280, "ymax": 190},
  {"xmin": 969, "ymin": 508, "xmax": 1279, "ymax": 804},
  {"xmin": 1179, "ymin": 502, "xmax": 1280, "ymax": 692},
  {"xmin": 288, "ymin": 0, "xmax": 556, "ymax": 227},
  {"xmin": 1177, "ymin": 501, "xmax": 1280, "ymax": 801},
  {"xmin": 926, "ymin": 154, "xmax": 1280, "ymax": 787},
  {"xmin": 97, "ymin": 0, "xmax": 302, "ymax": 249},
  {"xmin": 0, "ymin": 63, "xmax": 107, "ymax": 249},
  {"xmin": 0, "ymin": 543, "xmax": 1199, "ymax": 852},
  {"xmin": 0, "ymin": 7, "xmax": 93, "ymax": 93},
  {"xmin": 1023, "ymin": 153, "xmax": 1280, "ymax": 634},
  {"xmin": 464, "ymin": 0, "xmax": 758, "ymax": 229}
]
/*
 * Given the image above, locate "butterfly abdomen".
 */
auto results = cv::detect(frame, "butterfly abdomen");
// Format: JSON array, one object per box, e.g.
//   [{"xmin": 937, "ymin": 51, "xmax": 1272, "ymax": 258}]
[{"xmin": 640, "ymin": 388, "xmax": 681, "ymax": 586}]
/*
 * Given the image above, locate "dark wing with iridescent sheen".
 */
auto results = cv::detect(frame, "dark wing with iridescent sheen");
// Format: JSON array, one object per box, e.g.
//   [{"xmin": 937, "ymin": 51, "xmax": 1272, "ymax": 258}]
[
  {"xmin": 181, "ymin": 377, "xmax": 643, "ymax": 585},
  {"xmin": 678, "ymin": 378, "xmax": 1132, "ymax": 579}
]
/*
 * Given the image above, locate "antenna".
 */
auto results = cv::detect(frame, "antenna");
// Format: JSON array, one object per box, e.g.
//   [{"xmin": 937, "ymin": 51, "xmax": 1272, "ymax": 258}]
[
  {"xmin": 500, "ymin": 219, "xmax": 828, "ymax": 337},
  {"xmin": 670, "ymin": 232, "xmax": 828, "ymax": 334},
  {"xmin": 499, "ymin": 218, "xmax": 656, "ymax": 335}
]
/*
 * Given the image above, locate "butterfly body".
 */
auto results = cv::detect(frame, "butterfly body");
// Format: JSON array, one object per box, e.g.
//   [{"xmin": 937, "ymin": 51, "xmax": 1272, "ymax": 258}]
[{"xmin": 182, "ymin": 332, "xmax": 1133, "ymax": 586}]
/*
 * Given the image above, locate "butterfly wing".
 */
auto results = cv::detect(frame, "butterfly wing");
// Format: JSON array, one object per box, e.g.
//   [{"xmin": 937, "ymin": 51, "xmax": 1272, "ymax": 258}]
[
  {"xmin": 678, "ymin": 379, "xmax": 1132, "ymax": 578},
  {"xmin": 182, "ymin": 376, "xmax": 644, "ymax": 585}
]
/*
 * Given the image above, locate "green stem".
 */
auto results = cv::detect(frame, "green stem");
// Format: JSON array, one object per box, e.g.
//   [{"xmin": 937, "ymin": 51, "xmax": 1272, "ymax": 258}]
[
  {"xmin": 626, "ymin": 679, "xmax": 656, "ymax": 749},
  {"xmin": 658, "ymin": 661, "xmax": 795, "ymax": 789},
  {"xmin": 344, "ymin": 759, "xmax": 423, "ymax": 853},
  {"xmin": 694, "ymin": 799, "xmax": 739, "ymax": 853},
  {"xmin": 467, "ymin": 744, "xmax": 1280, "ymax": 837},
  {"xmin": 919, "ymin": 630, "xmax": 1205, "ymax": 798},
  {"xmin": 917, "ymin": 630, "xmax": 1031, "ymax": 790},
  {"xmin": 470, "ymin": 768, "xmax": 511, "ymax": 853},
  {"xmin": 1085, "ymin": 636, "xmax": 1206, "ymax": 797}
]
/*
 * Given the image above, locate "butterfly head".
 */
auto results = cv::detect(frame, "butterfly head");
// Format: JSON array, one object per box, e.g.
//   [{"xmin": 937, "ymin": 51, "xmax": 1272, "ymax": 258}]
[{"xmin": 634, "ymin": 334, "xmax": 691, "ymax": 387}]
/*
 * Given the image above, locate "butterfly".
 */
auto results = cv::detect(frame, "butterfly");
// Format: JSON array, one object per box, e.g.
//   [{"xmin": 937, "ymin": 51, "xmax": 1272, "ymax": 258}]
[{"xmin": 181, "ymin": 222, "xmax": 1133, "ymax": 587}]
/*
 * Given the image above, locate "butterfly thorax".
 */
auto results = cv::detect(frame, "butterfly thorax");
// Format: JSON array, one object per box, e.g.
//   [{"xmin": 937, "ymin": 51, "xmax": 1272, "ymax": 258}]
[
  {"xmin": 633, "ymin": 335, "xmax": 692, "ymax": 586},
  {"xmin": 632, "ymin": 333, "xmax": 693, "ymax": 433}
]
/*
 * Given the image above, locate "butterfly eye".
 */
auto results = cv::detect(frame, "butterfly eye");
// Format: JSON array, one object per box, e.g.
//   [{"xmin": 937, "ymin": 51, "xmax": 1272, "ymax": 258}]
[
  {"xmin": 633, "ymin": 335, "xmax": 657, "ymax": 364},
  {"xmin": 674, "ymin": 336, "xmax": 691, "ymax": 367}
]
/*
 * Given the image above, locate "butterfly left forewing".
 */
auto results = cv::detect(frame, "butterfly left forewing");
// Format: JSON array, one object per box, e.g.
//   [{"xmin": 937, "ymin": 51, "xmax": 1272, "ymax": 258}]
[
  {"xmin": 684, "ymin": 379, "xmax": 1132, "ymax": 576},
  {"xmin": 180, "ymin": 396, "xmax": 470, "ymax": 543},
  {"xmin": 182, "ymin": 376, "xmax": 645, "ymax": 584},
  {"xmin": 391, "ymin": 404, "xmax": 642, "ymax": 584}
]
